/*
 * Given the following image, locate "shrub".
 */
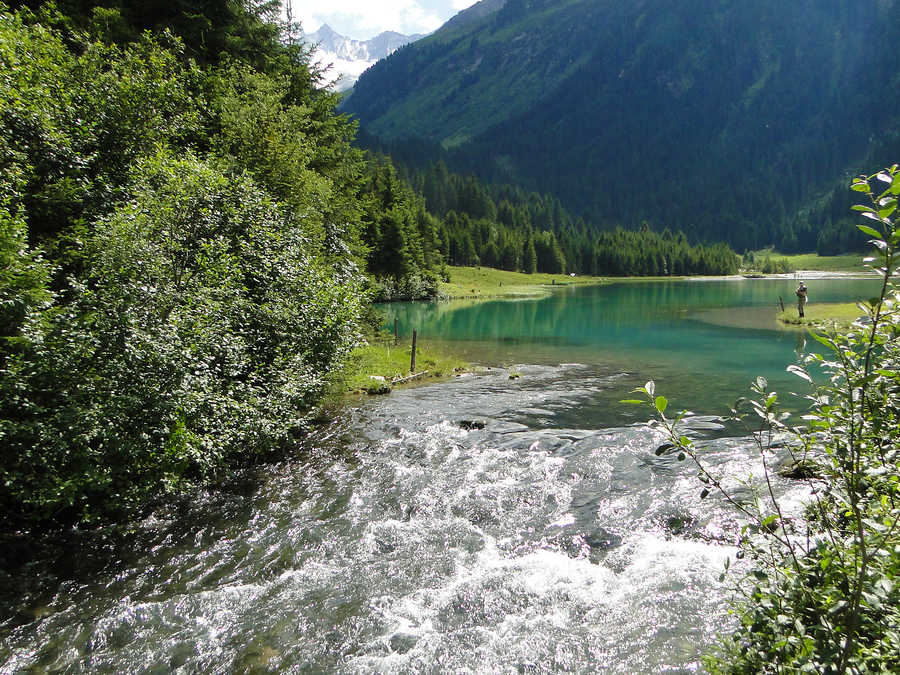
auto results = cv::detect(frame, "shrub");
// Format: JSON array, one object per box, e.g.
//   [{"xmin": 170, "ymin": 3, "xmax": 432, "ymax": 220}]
[
  {"xmin": 0, "ymin": 154, "xmax": 363, "ymax": 526},
  {"xmin": 628, "ymin": 165, "xmax": 900, "ymax": 672}
]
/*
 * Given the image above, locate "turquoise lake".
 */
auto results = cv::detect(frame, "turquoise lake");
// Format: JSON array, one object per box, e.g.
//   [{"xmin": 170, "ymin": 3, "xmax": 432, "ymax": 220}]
[{"xmin": 382, "ymin": 277, "xmax": 882, "ymax": 424}]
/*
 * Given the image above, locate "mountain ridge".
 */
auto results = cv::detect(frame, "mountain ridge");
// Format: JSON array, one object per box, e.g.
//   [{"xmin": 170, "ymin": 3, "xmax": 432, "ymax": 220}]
[{"xmin": 344, "ymin": 0, "xmax": 900, "ymax": 251}]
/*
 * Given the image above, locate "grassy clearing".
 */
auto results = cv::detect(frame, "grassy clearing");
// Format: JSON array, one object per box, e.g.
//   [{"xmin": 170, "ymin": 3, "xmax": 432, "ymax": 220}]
[
  {"xmin": 777, "ymin": 301, "xmax": 867, "ymax": 331},
  {"xmin": 329, "ymin": 338, "xmax": 469, "ymax": 396},
  {"xmin": 440, "ymin": 266, "xmax": 604, "ymax": 299},
  {"xmin": 749, "ymin": 249, "xmax": 869, "ymax": 272}
]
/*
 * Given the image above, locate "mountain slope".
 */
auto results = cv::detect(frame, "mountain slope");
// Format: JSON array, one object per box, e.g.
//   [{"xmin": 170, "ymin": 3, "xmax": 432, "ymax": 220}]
[{"xmin": 344, "ymin": 0, "xmax": 900, "ymax": 250}]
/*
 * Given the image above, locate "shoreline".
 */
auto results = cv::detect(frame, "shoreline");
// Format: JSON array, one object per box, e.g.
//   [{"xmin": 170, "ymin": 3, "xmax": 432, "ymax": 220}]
[
  {"xmin": 437, "ymin": 266, "xmax": 877, "ymax": 302},
  {"xmin": 683, "ymin": 269, "xmax": 877, "ymax": 282}
]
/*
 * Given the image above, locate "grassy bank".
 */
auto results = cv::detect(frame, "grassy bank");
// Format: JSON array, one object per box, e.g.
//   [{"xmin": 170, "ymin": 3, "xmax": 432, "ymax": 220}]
[
  {"xmin": 777, "ymin": 301, "xmax": 867, "ymax": 330},
  {"xmin": 330, "ymin": 339, "xmax": 469, "ymax": 396},
  {"xmin": 748, "ymin": 249, "xmax": 869, "ymax": 273},
  {"xmin": 440, "ymin": 266, "xmax": 605, "ymax": 299},
  {"xmin": 440, "ymin": 255, "xmax": 872, "ymax": 302}
]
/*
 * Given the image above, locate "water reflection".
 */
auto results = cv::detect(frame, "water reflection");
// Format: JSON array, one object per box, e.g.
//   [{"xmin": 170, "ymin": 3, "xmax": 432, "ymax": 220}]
[{"xmin": 381, "ymin": 278, "xmax": 879, "ymax": 418}]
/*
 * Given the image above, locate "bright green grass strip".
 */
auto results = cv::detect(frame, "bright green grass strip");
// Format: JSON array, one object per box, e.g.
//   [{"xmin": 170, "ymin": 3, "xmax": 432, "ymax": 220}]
[
  {"xmin": 778, "ymin": 302, "xmax": 868, "ymax": 330},
  {"xmin": 749, "ymin": 249, "xmax": 870, "ymax": 272},
  {"xmin": 441, "ymin": 266, "xmax": 604, "ymax": 299},
  {"xmin": 330, "ymin": 339, "xmax": 469, "ymax": 396}
]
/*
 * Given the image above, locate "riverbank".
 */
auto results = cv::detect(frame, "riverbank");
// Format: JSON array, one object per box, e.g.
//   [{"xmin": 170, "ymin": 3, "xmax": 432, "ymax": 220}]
[
  {"xmin": 329, "ymin": 339, "xmax": 470, "ymax": 396},
  {"xmin": 776, "ymin": 301, "xmax": 866, "ymax": 330},
  {"xmin": 748, "ymin": 249, "xmax": 870, "ymax": 273},
  {"xmin": 693, "ymin": 301, "xmax": 868, "ymax": 333}
]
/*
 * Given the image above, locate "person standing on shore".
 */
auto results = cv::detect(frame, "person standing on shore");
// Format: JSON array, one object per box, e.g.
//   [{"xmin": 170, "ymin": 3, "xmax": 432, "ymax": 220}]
[{"xmin": 796, "ymin": 281, "xmax": 808, "ymax": 318}]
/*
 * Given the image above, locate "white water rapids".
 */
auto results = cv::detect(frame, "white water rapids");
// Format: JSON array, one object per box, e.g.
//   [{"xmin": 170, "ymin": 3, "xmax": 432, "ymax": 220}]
[{"xmin": 1, "ymin": 364, "xmax": 811, "ymax": 673}]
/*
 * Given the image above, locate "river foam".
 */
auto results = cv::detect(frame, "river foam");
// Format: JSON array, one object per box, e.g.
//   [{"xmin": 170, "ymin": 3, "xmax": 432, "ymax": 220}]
[{"xmin": 2, "ymin": 364, "xmax": 812, "ymax": 673}]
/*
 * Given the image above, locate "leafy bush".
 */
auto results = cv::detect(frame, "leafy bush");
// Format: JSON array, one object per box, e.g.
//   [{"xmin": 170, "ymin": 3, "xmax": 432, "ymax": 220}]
[
  {"xmin": 0, "ymin": 11, "xmax": 201, "ymax": 243},
  {"xmin": 0, "ymin": 196, "xmax": 52, "ymax": 355},
  {"xmin": 369, "ymin": 271, "xmax": 440, "ymax": 301},
  {"xmin": 0, "ymin": 155, "xmax": 362, "ymax": 525},
  {"xmin": 629, "ymin": 165, "xmax": 900, "ymax": 672}
]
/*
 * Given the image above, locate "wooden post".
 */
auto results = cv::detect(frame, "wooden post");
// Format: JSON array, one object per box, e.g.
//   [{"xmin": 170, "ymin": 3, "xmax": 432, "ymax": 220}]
[
  {"xmin": 394, "ymin": 317, "xmax": 399, "ymax": 344},
  {"xmin": 778, "ymin": 296, "xmax": 785, "ymax": 312},
  {"xmin": 410, "ymin": 329, "xmax": 417, "ymax": 373}
]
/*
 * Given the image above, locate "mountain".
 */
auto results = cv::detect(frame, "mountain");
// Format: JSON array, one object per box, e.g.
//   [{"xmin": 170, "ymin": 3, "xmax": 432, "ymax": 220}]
[
  {"xmin": 306, "ymin": 24, "xmax": 423, "ymax": 91},
  {"xmin": 439, "ymin": 0, "xmax": 506, "ymax": 33},
  {"xmin": 343, "ymin": 0, "xmax": 900, "ymax": 251}
]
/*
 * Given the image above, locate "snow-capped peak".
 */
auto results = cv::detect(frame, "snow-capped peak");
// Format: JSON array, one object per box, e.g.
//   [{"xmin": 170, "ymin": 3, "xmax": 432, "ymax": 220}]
[{"xmin": 305, "ymin": 25, "xmax": 422, "ymax": 91}]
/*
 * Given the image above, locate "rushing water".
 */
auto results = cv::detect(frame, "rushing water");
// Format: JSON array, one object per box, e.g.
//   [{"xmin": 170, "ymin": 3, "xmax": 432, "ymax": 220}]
[{"xmin": 0, "ymin": 277, "xmax": 880, "ymax": 673}]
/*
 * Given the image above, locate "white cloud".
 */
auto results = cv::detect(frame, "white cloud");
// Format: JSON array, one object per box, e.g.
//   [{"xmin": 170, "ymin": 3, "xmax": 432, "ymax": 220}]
[{"xmin": 288, "ymin": 0, "xmax": 445, "ymax": 40}]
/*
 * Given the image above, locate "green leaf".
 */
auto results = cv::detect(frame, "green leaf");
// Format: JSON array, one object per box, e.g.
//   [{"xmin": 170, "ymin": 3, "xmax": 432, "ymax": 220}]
[
  {"xmin": 620, "ymin": 399, "xmax": 644, "ymax": 405},
  {"xmin": 786, "ymin": 364, "xmax": 813, "ymax": 383},
  {"xmin": 654, "ymin": 395, "xmax": 668, "ymax": 413},
  {"xmin": 857, "ymin": 224, "xmax": 882, "ymax": 238},
  {"xmin": 851, "ymin": 180, "xmax": 870, "ymax": 193}
]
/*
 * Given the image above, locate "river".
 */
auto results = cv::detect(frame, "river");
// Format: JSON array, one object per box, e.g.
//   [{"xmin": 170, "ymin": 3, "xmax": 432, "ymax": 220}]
[{"xmin": 0, "ymin": 277, "xmax": 880, "ymax": 673}]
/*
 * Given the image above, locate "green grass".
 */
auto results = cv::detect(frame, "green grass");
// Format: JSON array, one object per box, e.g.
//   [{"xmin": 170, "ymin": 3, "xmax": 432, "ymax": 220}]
[
  {"xmin": 329, "ymin": 338, "xmax": 469, "ymax": 396},
  {"xmin": 777, "ymin": 301, "xmax": 867, "ymax": 330},
  {"xmin": 749, "ymin": 249, "xmax": 870, "ymax": 272},
  {"xmin": 441, "ymin": 266, "xmax": 605, "ymax": 299}
]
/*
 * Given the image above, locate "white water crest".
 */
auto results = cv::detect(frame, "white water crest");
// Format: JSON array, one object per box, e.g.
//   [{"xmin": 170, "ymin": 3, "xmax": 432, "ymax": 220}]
[{"xmin": 1, "ymin": 364, "xmax": 814, "ymax": 673}]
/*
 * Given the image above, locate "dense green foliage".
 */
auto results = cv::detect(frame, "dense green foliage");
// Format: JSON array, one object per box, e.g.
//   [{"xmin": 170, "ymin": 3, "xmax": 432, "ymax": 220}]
[
  {"xmin": 345, "ymin": 0, "xmax": 900, "ymax": 253},
  {"xmin": 634, "ymin": 166, "xmax": 900, "ymax": 672},
  {"xmin": 0, "ymin": 3, "xmax": 379, "ymax": 527},
  {"xmin": 366, "ymin": 153, "xmax": 740, "ymax": 276}
]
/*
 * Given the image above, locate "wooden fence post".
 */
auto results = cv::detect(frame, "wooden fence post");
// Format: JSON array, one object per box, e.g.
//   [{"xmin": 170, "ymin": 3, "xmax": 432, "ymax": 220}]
[
  {"xmin": 394, "ymin": 317, "xmax": 399, "ymax": 344},
  {"xmin": 410, "ymin": 329, "xmax": 417, "ymax": 373}
]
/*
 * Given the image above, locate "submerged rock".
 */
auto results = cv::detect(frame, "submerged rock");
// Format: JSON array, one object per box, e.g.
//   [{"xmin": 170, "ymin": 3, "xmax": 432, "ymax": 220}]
[
  {"xmin": 776, "ymin": 458, "xmax": 821, "ymax": 480},
  {"xmin": 365, "ymin": 382, "xmax": 392, "ymax": 395}
]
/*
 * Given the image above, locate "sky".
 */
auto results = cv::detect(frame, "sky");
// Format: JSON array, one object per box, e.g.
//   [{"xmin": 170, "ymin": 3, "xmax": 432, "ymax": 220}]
[{"xmin": 285, "ymin": 0, "xmax": 477, "ymax": 41}]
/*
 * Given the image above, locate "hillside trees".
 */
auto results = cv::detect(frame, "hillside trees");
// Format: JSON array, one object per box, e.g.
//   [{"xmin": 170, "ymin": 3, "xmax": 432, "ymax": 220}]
[
  {"xmin": 382, "ymin": 153, "xmax": 741, "ymax": 276},
  {"xmin": 359, "ymin": 158, "xmax": 443, "ymax": 300},
  {"xmin": 345, "ymin": 0, "xmax": 900, "ymax": 255}
]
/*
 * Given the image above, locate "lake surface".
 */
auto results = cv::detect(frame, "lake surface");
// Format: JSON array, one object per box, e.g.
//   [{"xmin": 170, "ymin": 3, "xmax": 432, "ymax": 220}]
[
  {"xmin": 382, "ymin": 277, "xmax": 881, "ymax": 423},
  {"xmin": 0, "ymin": 277, "xmax": 879, "ymax": 673}
]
